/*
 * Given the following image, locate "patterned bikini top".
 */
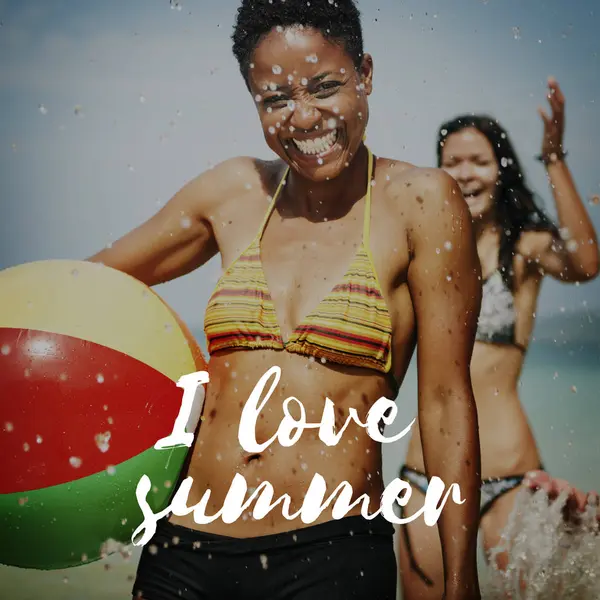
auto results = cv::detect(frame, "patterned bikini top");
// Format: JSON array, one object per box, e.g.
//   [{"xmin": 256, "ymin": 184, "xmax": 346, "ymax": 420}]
[
  {"xmin": 203, "ymin": 147, "xmax": 394, "ymax": 374},
  {"xmin": 476, "ymin": 270, "xmax": 525, "ymax": 351}
]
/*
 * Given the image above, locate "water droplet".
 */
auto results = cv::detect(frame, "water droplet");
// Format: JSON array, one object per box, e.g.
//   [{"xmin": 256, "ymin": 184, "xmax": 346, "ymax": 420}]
[
  {"xmin": 148, "ymin": 544, "xmax": 158, "ymax": 555},
  {"xmin": 59, "ymin": 372, "xmax": 67, "ymax": 381},
  {"xmin": 254, "ymin": 94, "xmax": 262, "ymax": 103},
  {"xmin": 436, "ymin": 248, "xmax": 441, "ymax": 254},
  {"xmin": 139, "ymin": 95, "xmax": 146, "ymax": 103},
  {"xmin": 272, "ymin": 65, "xmax": 282, "ymax": 75},
  {"xmin": 164, "ymin": 323, "xmax": 173, "ymax": 333},
  {"xmin": 305, "ymin": 54, "xmax": 318, "ymax": 63},
  {"xmin": 301, "ymin": 462, "xmax": 308, "ymax": 471},
  {"xmin": 106, "ymin": 465, "xmax": 116, "ymax": 476},
  {"xmin": 216, "ymin": 453, "xmax": 222, "ymax": 461},
  {"xmin": 96, "ymin": 373, "xmax": 105, "ymax": 384},
  {"xmin": 36, "ymin": 435, "xmax": 43, "ymax": 444},
  {"xmin": 287, "ymin": 100, "xmax": 296, "ymax": 111},
  {"xmin": 317, "ymin": 158, "xmax": 324, "ymax": 165},
  {"xmin": 444, "ymin": 241, "xmax": 453, "ymax": 251},
  {"xmin": 268, "ymin": 126, "xmax": 276, "ymax": 134},
  {"xmin": 446, "ymin": 274, "xmax": 452, "ymax": 282},
  {"xmin": 512, "ymin": 26, "xmax": 521, "ymax": 40},
  {"xmin": 38, "ymin": 104, "xmax": 48, "ymax": 115},
  {"xmin": 23, "ymin": 442, "xmax": 30, "ymax": 452},
  {"xmin": 180, "ymin": 216, "xmax": 192, "ymax": 229},
  {"xmin": 74, "ymin": 105, "xmax": 84, "ymax": 117},
  {"xmin": 70, "ymin": 456, "xmax": 82, "ymax": 468},
  {"xmin": 301, "ymin": 77, "xmax": 308, "ymax": 86},
  {"xmin": 566, "ymin": 240, "xmax": 579, "ymax": 253},
  {"xmin": 18, "ymin": 496, "xmax": 28, "ymax": 506},
  {"xmin": 95, "ymin": 431, "xmax": 111, "ymax": 453},
  {"xmin": 571, "ymin": 385, "xmax": 577, "ymax": 393},
  {"xmin": 260, "ymin": 554, "xmax": 269, "ymax": 569},
  {"xmin": 1, "ymin": 344, "xmax": 10, "ymax": 356},
  {"xmin": 4, "ymin": 422, "xmax": 14, "ymax": 432}
]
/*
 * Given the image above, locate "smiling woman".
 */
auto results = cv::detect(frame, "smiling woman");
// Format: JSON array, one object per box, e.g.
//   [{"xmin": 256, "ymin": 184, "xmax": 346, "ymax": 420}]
[
  {"xmin": 86, "ymin": 1, "xmax": 484, "ymax": 599},
  {"xmin": 236, "ymin": 23, "xmax": 370, "ymax": 182}
]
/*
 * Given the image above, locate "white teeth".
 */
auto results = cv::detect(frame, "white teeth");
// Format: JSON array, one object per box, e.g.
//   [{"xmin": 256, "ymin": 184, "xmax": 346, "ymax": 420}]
[{"xmin": 292, "ymin": 130, "xmax": 338, "ymax": 155}]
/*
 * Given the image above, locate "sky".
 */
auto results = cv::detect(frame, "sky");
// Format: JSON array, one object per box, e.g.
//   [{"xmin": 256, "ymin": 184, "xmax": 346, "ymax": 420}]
[{"xmin": 1, "ymin": 0, "xmax": 599, "ymax": 335}]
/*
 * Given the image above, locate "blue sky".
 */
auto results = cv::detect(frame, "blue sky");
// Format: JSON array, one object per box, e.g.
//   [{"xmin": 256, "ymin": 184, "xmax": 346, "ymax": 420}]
[{"xmin": 1, "ymin": 0, "xmax": 599, "ymax": 333}]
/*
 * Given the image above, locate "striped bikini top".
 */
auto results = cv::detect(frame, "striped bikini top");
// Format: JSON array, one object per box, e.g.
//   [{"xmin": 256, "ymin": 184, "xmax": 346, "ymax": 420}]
[{"xmin": 203, "ymin": 148, "xmax": 393, "ymax": 374}]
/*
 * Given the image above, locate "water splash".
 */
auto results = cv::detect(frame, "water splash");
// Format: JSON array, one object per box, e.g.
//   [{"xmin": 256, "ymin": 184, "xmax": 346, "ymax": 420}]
[
  {"xmin": 95, "ymin": 431, "xmax": 111, "ymax": 453},
  {"xmin": 484, "ymin": 487, "xmax": 600, "ymax": 599}
]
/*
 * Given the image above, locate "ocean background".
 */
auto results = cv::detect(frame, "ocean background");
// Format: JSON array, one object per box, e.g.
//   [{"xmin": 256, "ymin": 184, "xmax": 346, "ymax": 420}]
[{"xmin": 1, "ymin": 311, "xmax": 598, "ymax": 599}]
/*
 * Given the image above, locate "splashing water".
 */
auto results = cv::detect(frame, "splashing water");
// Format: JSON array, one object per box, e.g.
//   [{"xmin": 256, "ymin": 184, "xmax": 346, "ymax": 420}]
[
  {"xmin": 95, "ymin": 431, "xmax": 111, "ymax": 453},
  {"xmin": 100, "ymin": 538, "xmax": 132, "ymax": 560},
  {"xmin": 484, "ymin": 487, "xmax": 600, "ymax": 599},
  {"xmin": 69, "ymin": 456, "xmax": 82, "ymax": 468}
]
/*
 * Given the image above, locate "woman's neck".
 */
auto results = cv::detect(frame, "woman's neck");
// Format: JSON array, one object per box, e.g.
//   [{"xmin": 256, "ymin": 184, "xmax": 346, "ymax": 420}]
[{"xmin": 279, "ymin": 143, "xmax": 369, "ymax": 222}]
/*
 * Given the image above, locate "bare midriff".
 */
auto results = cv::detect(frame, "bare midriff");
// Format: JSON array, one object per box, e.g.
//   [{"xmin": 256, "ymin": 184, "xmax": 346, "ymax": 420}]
[
  {"xmin": 405, "ymin": 341, "xmax": 542, "ymax": 481},
  {"xmin": 168, "ymin": 349, "xmax": 400, "ymax": 537}
]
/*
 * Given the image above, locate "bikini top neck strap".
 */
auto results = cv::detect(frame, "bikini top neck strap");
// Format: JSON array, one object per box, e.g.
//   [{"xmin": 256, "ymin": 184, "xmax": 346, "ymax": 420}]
[
  {"xmin": 257, "ymin": 164, "xmax": 290, "ymax": 241},
  {"xmin": 363, "ymin": 146, "xmax": 374, "ymax": 247},
  {"xmin": 257, "ymin": 147, "xmax": 373, "ymax": 243}
]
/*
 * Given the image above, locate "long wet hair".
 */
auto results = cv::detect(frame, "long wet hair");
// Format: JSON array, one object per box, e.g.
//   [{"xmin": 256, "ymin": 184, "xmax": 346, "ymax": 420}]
[{"xmin": 437, "ymin": 114, "xmax": 559, "ymax": 290}]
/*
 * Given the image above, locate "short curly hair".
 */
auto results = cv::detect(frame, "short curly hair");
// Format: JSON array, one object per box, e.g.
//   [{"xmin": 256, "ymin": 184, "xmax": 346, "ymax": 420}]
[{"xmin": 231, "ymin": 0, "xmax": 364, "ymax": 88}]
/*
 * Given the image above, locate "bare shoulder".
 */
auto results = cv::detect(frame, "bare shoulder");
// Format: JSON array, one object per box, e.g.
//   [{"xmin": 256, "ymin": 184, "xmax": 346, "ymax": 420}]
[
  {"xmin": 378, "ymin": 159, "xmax": 469, "ymax": 226},
  {"xmin": 516, "ymin": 229, "xmax": 555, "ymax": 258},
  {"xmin": 185, "ymin": 155, "xmax": 267, "ymax": 202},
  {"xmin": 177, "ymin": 155, "xmax": 281, "ymax": 220}
]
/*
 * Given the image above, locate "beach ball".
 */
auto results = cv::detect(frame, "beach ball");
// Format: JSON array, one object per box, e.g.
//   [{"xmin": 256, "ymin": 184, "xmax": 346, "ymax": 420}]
[{"xmin": 0, "ymin": 259, "xmax": 207, "ymax": 570}]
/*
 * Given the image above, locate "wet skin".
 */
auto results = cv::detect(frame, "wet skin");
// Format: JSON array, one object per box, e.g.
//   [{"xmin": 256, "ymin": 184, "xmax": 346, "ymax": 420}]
[{"xmin": 88, "ymin": 28, "xmax": 483, "ymax": 595}]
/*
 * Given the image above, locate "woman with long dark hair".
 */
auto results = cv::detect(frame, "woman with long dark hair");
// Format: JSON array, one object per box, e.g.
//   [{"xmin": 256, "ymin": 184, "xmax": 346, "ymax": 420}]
[{"xmin": 396, "ymin": 78, "xmax": 599, "ymax": 599}]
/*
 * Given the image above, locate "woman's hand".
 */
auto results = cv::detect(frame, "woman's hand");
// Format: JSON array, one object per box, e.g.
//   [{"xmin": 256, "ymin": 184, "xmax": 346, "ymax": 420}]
[{"xmin": 537, "ymin": 77, "xmax": 566, "ymax": 159}]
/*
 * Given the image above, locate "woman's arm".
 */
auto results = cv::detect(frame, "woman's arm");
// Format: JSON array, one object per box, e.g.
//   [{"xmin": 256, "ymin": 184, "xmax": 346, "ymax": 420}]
[
  {"xmin": 404, "ymin": 168, "xmax": 482, "ymax": 600},
  {"xmin": 532, "ymin": 78, "xmax": 599, "ymax": 282},
  {"xmin": 86, "ymin": 157, "xmax": 252, "ymax": 286}
]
